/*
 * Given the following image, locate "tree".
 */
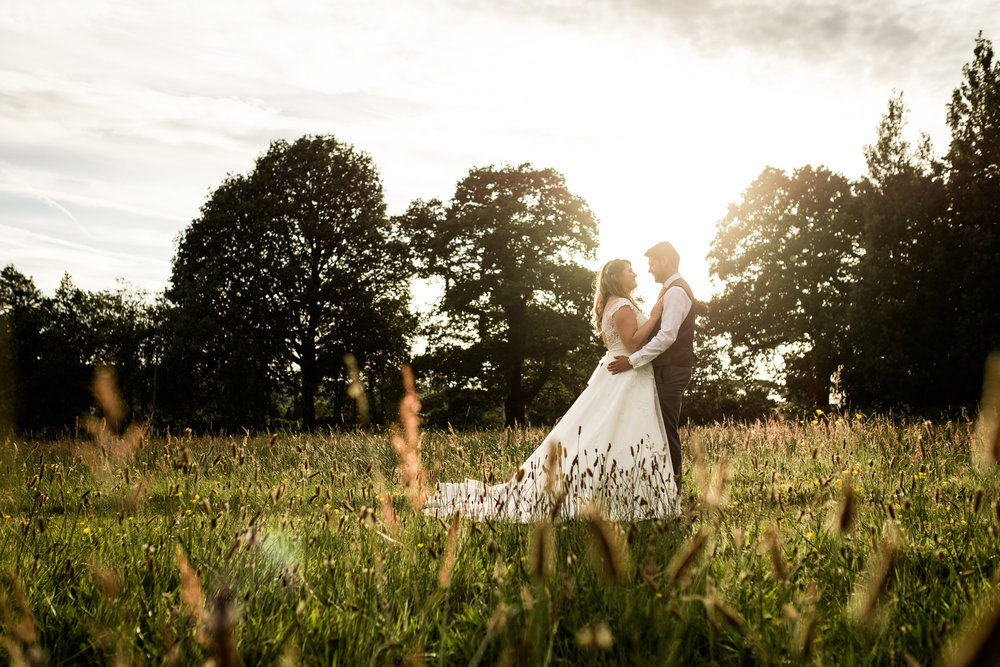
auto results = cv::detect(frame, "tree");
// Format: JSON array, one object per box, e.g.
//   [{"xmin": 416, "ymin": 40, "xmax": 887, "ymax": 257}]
[
  {"xmin": 0, "ymin": 266, "xmax": 58, "ymax": 431},
  {"xmin": 0, "ymin": 267, "xmax": 158, "ymax": 433},
  {"xmin": 165, "ymin": 135, "xmax": 413, "ymax": 430},
  {"xmin": 944, "ymin": 32, "xmax": 1000, "ymax": 404},
  {"xmin": 707, "ymin": 165, "xmax": 860, "ymax": 408},
  {"xmin": 681, "ymin": 330, "xmax": 777, "ymax": 424},
  {"xmin": 842, "ymin": 93, "xmax": 951, "ymax": 408},
  {"xmin": 400, "ymin": 164, "xmax": 599, "ymax": 427}
]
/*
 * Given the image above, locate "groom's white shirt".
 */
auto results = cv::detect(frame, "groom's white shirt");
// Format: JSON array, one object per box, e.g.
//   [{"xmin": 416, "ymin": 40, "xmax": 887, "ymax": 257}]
[{"xmin": 627, "ymin": 272, "xmax": 692, "ymax": 369}]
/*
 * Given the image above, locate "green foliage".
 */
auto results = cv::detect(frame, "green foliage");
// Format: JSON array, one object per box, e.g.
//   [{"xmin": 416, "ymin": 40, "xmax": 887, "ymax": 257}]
[
  {"xmin": 0, "ymin": 266, "xmax": 157, "ymax": 433},
  {"xmin": 842, "ymin": 93, "xmax": 951, "ymax": 409},
  {"xmin": 164, "ymin": 134, "xmax": 414, "ymax": 430},
  {"xmin": 944, "ymin": 32, "xmax": 1000, "ymax": 403},
  {"xmin": 707, "ymin": 166, "xmax": 859, "ymax": 408},
  {"xmin": 1, "ymin": 418, "xmax": 997, "ymax": 664},
  {"xmin": 683, "ymin": 333, "xmax": 777, "ymax": 424},
  {"xmin": 399, "ymin": 164, "xmax": 599, "ymax": 427},
  {"xmin": 708, "ymin": 33, "xmax": 1000, "ymax": 412}
]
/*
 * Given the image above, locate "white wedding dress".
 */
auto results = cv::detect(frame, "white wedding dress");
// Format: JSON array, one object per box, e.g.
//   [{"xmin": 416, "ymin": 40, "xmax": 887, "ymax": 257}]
[{"xmin": 424, "ymin": 298, "xmax": 679, "ymax": 522}]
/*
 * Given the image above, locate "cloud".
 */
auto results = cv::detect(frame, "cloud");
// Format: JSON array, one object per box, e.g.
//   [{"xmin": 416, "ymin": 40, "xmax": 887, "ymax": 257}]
[
  {"xmin": 473, "ymin": 0, "xmax": 996, "ymax": 84},
  {"xmin": 0, "ymin": 221, "xmax": 171, "ymax": 294},
  {"xmin": 1, "ymin": 0, "xmax": 998, "ymax": 299}
]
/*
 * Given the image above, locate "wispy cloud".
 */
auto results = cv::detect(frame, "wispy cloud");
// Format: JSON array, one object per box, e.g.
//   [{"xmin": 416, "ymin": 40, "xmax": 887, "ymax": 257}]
[{"xmin": 1, "ymin": 0, "xmax": 997, "ymax": 297}]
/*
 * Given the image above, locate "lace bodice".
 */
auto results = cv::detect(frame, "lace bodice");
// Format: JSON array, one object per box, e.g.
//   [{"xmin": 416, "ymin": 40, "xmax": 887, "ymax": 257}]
[{"xmin": 601, "ymin": 298, "xmax": 647, "ymax": 355}]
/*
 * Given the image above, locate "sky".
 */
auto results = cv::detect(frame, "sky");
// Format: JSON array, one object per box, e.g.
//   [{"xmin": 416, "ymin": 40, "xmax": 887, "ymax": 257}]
[{"xmin": 2, "ymin": 0, "xmax": 998, "ymax": 305}]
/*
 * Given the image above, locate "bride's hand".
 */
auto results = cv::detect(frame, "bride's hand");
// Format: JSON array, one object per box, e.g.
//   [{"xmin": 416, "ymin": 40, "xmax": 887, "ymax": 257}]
[{"xmin": 650, "ymin": 294, "xmax": 665, "ymax": 318}]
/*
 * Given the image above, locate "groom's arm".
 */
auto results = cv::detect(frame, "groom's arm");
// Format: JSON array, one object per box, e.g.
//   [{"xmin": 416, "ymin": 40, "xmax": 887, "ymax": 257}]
[{"xmin": 608, "ymin": 287, "xmax": 691, "ymax": 374}]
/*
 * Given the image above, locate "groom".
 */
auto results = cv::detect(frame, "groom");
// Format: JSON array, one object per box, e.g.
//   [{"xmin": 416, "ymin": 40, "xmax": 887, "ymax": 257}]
[{"xmin": 608, "ymin": 241, "xmax": 696, "ymax": 492}]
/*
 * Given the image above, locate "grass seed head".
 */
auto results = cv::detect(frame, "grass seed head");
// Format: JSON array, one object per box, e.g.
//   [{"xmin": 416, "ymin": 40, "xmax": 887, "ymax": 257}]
[
  {"xmin": 436, "ymin": 512, "xmax": 461, "ymax": 588},
  {"xmin": 941, "ymin": 584, "xmax": 1000, "ymax": 667},
  {"xmin": 848, "ymin": 522, "xmax": 901, "ymax": 628},
  {"xmin": 666, "ymin": 527, "xmax": 711, "ymax": 586},
  {"xmin": 973, "ymin": 352, "xmax": 1000, "ymax": 467},
  {"xmin": 575, "ymin": 621, "xmax": 614, "ymax": 651},
  {"xmin": 0, "ymin": 574, "xmax": 38, "ymax": 644},
  {"xmin": 211, "ymin": 587, "xmax": 238, "ymax": 667},
  {"xmin": 343, "ymin": 353, "xmax": 370, "ymax": 427},
  {"xmin": 584, "ymin": 504, "xmax": 627, "ymax": 582},
  {"xmin": 764, "ymin": 526, "xmax": 787, "ymax": 581},
  {"xmin": 528, "ymin": 519, "xmax": 555, "ymax": 581},
  {"xmin": 833, "ymin": 484, "xmax": 856, "ymax": 535}
]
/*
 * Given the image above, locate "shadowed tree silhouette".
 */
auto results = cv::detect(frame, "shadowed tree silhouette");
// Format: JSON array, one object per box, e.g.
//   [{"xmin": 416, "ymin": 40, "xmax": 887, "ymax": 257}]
[
  {"xmin": 165, "ymin": 135, "xmax": 413, "ymax": 430},
  {"xmin": 399, "ymin": 163, "xmax": 598, "ymax": 427}
]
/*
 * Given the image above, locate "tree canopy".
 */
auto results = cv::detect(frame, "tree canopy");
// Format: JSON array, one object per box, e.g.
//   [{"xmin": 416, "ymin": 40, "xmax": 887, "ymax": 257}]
[
  {"xmin": 706, "ymin": 33, "xmax": 1000, "ymax": 411},
  {"xmin": 707, "ymin": 165, "xmax": 859, "ymax": 407},
  {"xmin": 399, "ymin": 163, "xmax": 599, "ymax": 427},
  {"xmin": 164, "ymin": 134, "xmax": 413, "ymax": 430}
]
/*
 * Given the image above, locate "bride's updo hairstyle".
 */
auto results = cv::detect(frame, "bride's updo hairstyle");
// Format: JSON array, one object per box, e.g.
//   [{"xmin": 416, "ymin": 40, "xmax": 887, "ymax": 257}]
[{"xmin": 592, "ymin": 259, "xmax": 640, "ymax": 335}]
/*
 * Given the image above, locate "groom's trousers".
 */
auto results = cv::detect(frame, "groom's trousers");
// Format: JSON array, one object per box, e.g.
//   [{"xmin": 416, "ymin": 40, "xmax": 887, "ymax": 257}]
[{"xmin": 653, "ymin": 365, "xmax": 693, "ymax": 492}]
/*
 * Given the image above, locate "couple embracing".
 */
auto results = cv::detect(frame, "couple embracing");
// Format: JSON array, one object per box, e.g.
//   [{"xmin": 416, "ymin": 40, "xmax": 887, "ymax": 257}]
[{"xmin": 425, "ymin": 242, "xmax": 696, "ymax": 522}]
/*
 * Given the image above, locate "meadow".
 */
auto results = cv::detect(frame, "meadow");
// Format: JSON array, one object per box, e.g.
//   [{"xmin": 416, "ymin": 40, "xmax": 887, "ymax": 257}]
[{"xmin": 1, "ymin": 411, "xmax": 998, "ymax": 665}]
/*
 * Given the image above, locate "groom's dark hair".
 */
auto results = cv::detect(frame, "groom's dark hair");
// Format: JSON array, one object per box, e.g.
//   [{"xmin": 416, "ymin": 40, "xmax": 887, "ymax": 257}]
[{"xmin": 645, "ymin": 241, "xmax": 680, "ymax": 267}]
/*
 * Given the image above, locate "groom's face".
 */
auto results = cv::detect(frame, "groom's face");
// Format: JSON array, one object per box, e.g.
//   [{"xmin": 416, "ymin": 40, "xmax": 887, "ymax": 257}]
[{"xmin": 647, "ymin": 257, "xmax": 668, "ymax": 283}]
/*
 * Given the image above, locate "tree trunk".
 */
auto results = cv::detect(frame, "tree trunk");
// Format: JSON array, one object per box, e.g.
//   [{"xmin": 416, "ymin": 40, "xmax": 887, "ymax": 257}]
[
  {"xmin": 300, "ymin": 335, "xmax": 318, "ymax": 431},
  {"xmin": 504, "ymin": 374, "xmax": 526, "ymax": 428},
  {"xmin": 503, "ymin": 301, "xmax": 528, "ymax": 428}
]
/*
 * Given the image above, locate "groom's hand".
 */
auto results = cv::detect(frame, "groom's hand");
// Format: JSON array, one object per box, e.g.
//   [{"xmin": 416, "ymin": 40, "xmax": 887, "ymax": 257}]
[{"xmin": 607, "ymin": 356, "xmax": 633, "ymax": 374}]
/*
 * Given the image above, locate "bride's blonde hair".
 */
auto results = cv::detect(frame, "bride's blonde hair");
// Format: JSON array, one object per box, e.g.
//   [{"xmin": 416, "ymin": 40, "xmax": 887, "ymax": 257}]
[{"xmin": 592, "ymin": 259, "xmax": 639, "ymax": 334}]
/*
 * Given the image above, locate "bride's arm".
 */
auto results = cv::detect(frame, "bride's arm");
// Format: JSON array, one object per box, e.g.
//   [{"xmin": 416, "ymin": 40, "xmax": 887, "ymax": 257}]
[
  {"xmin": 612, "ymin": 295, "xmax": 666, "ymax": 352},
  {"xmin": 635, "ymin": 291, "xmax": 665, "ymax": 340}
]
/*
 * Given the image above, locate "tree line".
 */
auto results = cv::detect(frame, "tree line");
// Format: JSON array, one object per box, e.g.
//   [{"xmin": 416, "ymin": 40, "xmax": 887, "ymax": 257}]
[
  {"xmin": 2, "ymin": 33, "xmax": 998, "ymax": 434},
  {"xmin": 706, "ymin": 32, "xmax": 1000, "ymax": 412}
]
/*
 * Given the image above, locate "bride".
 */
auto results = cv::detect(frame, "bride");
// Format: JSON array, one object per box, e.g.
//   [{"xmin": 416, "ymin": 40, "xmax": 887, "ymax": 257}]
[{"xmin": 424, "ymin": 259, "xmax": 680, "ymax": 522}]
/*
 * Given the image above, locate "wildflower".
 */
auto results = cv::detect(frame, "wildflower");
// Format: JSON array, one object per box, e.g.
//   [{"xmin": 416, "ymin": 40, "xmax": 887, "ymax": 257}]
[
  {"xmin": 855, "ymin": 413, "xmax": 864, "ymax": 420},
  {"xmin": 417, "ymin": 543, "xmax": 424, "ymax": 548},
  {"xmin": 816, "ymin": 409, "xmax": 825, "ymax": 416},
  {"xmin": 805, "ymin": 532, "xmax": 814, "ymax": 539},
  {"xmin": 185, "ymin": 509, "xmax": 192, "ymax": 515},
  {"xmin": 83, "ymin": 527, "xmax": 90, "ymax": 534}
]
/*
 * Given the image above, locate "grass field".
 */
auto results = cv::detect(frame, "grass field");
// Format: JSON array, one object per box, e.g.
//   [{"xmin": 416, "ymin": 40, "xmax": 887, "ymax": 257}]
[{"xmin": 1, "ymin": 412, "xmax": 998, "ymax": 665}]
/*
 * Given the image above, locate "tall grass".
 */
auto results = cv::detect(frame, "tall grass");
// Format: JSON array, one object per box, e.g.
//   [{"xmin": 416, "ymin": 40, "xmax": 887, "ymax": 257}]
[{"xmin": 0, "ymin": 413, "xmax": 997, "ymax": 664}]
